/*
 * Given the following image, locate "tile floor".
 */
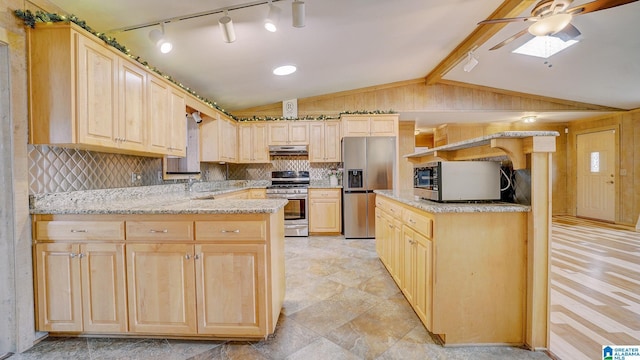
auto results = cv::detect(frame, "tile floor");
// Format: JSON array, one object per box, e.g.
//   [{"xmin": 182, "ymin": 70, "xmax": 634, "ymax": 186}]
[{"xmin": 9, "ymin": 236, "xmax": 550, "ymax": 360}]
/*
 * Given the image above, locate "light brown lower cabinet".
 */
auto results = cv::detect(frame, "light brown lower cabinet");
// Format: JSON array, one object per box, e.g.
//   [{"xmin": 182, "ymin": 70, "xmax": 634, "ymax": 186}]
[
  {"xmin": 34, "ymin": 242, "xmax": 128, "ymax": 333},
  {"xmin": 375, "ymin": 195, "xmax": 526, "ymax": 346},
  {"xmin": 33, "ymin": 212, "xmax": 284, "ymax": 339},
  {"xmin": 309, "ymin": 188, "xmax": 341, "ymax": 234}
]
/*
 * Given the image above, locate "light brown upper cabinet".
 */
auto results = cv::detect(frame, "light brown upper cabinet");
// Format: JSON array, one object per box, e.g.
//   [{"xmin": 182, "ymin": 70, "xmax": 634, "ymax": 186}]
[
  {"xmin": 238, "ymin": 122, "xmax": 269, "ymax": 163},
  {"xmin": 267, "ymin": 121, "xmax": 309, "ymax": 145},
  {"xmin": 341, "ymin": 114, "xmax": 399, "ymax": 137},
  {"xmin": 27, "ymin": 23, "xmax": 186, "ymax": 156},
  {"xmin": 309, "ymin": 121, "xmax": 341, "ymax": 163},
  {"xmin": 200, "ymin": 112, "xmax": 238, "ymax": 163}
]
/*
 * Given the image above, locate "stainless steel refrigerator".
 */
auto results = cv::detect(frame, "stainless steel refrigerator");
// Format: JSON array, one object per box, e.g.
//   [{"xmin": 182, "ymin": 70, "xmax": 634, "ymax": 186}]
[{"xmin": 342, "ymin": 136, "xmax": 395, "ymax": 238}]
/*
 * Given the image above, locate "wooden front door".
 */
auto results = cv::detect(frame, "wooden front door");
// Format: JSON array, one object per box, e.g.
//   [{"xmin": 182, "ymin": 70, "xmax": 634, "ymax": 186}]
[{"xmin": 576, "ymin": 130, "xmax": 616, "ymax": 222}]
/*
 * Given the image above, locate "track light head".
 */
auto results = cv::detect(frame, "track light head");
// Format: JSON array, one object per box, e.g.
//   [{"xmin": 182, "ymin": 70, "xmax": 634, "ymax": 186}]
[
  {"xmin": 218, "ymin": 10, "xmax": 236, "ymax": 43},
  {"xmin": 148, "ymin": 23, "xmax": 172, "ymax": 54},
  {"xmin": 292, "ymin": 0, "xmax": 305, "ymax": 28},
  {"xmin": 264, "ymin": 2, "xmax": 281, "ymax": 32},
  {"xmin": 191, "ymin": 111, "xmax": 203, "ymax": 124},
  {"xmin": 463, "ymin": 51, "xmax": 478, "ymax": 72}
]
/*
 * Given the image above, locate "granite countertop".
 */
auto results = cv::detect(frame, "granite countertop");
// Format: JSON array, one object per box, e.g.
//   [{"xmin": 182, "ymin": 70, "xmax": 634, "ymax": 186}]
[
  {"xmin": 374, "ymin": 190, "xmax": 530, "ymax": 213},
  {"xmin": 30, "ymin": 181, "xmax": 287, "ymax": 215},
  {"xmin": 309, "ymin": 180, "xmax": 342, "ymax": 189}
]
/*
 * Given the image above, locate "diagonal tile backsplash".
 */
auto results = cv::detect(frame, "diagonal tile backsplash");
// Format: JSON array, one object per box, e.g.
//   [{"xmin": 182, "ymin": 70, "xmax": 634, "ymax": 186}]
[{"xmin": 28, "ymin": 146, "xmax": 339, "ymax": 195}]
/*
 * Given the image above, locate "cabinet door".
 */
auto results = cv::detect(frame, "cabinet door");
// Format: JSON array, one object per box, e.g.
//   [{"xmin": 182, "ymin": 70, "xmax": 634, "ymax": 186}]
[
  {"xmin": 238, "ymin": 123, "xmax": 253, "ymax": 163},
  {"xmin": 288, "ymin": 122, "xmax": 309, "ymax": 144},
  {"xmin": 81, "ymin": 243, "xmax": 128, "ymax": 332},
  {"xmin": 76, "ymin": 35, "xmax": 118, "ymax": 147},
  {"xmin": 195, "ymin": 244, "xmax": 266, "ymax": 336},
  {"xmin": 401, "ymin": 227, "xmax": 415, "ymax": 304},
  {"xmin": 268, "ymin": 122, "xmax": 289, "ymax": 145},
  {"xmin": 221, "ymin": 119, "xmax": 237, "ymax": 162},
  {"xmin": 324, "ymin": 121, "xmax": 341, "ymax": 162},
  {"xmin": 391, "ymin": 219, "xmax": 403, "ymax": 285},
  {"xmin": 342, "ymin": 117, "xmax": 370, "ymax": 137},
  {"xmin": 370, "ymin": 116, "xmax": 397, "ymax": 136},
  {"xmin": 148, "ymin": 76, "xmax": 170, "ymax": 153},
  {"xmin": 168, "ymin": 88, "xmax": 186, "ymax": 156},
  {"xmin": 118, "ymin": 60, "xmax": 146, "ymax": 152},
  {"xmin": 308, "ymin": 123, "xmax": 325, "ymax": 162},
  {"xmin": 126, "ymin": 243, "xmax": 197, "ymax": 334},
  {"xmin": 252, "ymin": 123, "xmax": 269, "ymax": 163},
  {"xmin": 309, "ymin": 196, "xmax": 341, "ymax": 233},
  {"xmin": 414, "ymin": 232, "xmax": 433, "ymax": 330},
  {"xmin": 375, "ymin": 209, "xmax": 385, "ymax": 258},
  {"xmin": 35, "ymin": 243, "xmax": 83, "ymax": 332}
]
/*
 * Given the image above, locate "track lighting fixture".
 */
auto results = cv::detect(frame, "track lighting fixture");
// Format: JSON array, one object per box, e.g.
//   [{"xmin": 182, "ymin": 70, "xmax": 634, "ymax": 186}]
[
  {"xmin": 148, "ymin": 22, "xmax": 173, "ymax": 54},
  {"xmin": 218, "ymin": 10, "xmax": 236, "ymax": 43},
  {"xmin": 148, "ymin": 22, "xmax": 172, "ymax": 54},
  {"xmin": 292, "ymin": 0, "xmax": 305, "ymax": 28},
  {"xmin": 264, "ymin": 1, "xmax": 281, "ymax": 32},
  {"xmin": 463, "ymin": 51, "xmax": 478, "ymax": 72}
]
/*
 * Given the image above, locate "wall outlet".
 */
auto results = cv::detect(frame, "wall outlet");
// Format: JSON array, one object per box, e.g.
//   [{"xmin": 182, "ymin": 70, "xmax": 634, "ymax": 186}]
[{"xmin": 131, "ymin": 172, "xmax": 141, "ymax": 184}]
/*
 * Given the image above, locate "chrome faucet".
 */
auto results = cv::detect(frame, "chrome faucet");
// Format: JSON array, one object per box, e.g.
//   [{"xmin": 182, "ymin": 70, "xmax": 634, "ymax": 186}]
[{"xmin": 187, "ymin": 175, "xmax": 197, "ymax": 192}]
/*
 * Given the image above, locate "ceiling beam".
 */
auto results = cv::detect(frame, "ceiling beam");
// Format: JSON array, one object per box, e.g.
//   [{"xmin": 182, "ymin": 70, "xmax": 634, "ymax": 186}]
[{"xmin": 425, "ymin": 0, "xmax": 536, "ymax": 85}]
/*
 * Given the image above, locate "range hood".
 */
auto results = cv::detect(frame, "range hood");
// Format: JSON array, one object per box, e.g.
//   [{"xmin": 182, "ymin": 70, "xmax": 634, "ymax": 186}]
[{"xmin": 269, "ymin": 145, "xmax": 308, "ymax": 156}]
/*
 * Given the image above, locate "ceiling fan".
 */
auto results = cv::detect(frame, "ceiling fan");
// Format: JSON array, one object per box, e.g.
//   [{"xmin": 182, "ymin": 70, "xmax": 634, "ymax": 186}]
[{"xmin": 479, "ymin": 0, "xmax": 639, "ymax": 50}]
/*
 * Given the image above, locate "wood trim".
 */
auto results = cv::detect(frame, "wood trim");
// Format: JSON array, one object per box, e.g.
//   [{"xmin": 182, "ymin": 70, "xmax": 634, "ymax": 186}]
[
  {"xmin": 425, "ymin": 0, "xmax": 537, "ymax": 85},
  {"xmin": 438, "ymin": 80, "xmax": 622, "ymax": 111}
]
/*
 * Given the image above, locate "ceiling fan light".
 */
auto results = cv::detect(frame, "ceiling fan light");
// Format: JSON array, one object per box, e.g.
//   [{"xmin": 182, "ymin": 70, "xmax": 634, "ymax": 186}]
[
  {"xmin": 292, "ymin": 0, "xmax": 305, "ymax": 28},
  {"xmin": 219, "ymin": 13, "xmax": 236, "ymax": 43},
  {"xmin": 528, "ymin": 14, "xmax": 572, "ymax": 36},
  {"xmin": 264, "ymin": 3, "xmax": 281, "ymax": 32}
]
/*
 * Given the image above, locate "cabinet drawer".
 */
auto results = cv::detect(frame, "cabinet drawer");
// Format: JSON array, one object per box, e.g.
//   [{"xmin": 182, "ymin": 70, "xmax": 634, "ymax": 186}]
[
  {"xmin": 35, "ymin": 221, "xmax": 125, "ymax": 241},
  {"xmin": 126, "ymin": 221, "xmax": 194, "ymax": 241},
  {"xmin": 376, "ymin": 197, "xmax": 402, "ymax": 219},
  {"xmin": 403, "ymin": 209, "xmax": 432, "ymax": 239},
  {"xmin": 309, "ymin": 189, "xmax": 340, "ymax": 199},
  {"xmin": 195, "ymin": 221, "xmax": 266, "ymax": 241}
]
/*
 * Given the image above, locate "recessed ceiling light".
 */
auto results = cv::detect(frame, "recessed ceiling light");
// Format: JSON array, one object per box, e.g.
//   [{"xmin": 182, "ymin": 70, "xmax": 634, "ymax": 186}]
[
  {"xmin": 521, "ymin": 115, "xmax": 537, "ymax": 123},
  {"xmin": 273, "ymin": 65, "xmax": 297, "ymax": 76},
  {"xmin": 512, "ymin": 35, "xmax": 578, "ymax": 59}
]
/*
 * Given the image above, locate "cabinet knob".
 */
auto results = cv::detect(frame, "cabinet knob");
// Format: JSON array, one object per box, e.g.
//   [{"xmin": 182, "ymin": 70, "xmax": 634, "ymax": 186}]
[
  {"xmin": 185, "ymin": 254, "xmax": 191, "ymax": 260},
  {"xmin": 78, "ymin": 253, "xmax": 85, "ymax": 259},
  {"xmin": 194, "ymin": 254, "xmax": 201, "ymax": 260},
  {"xmin": 69, "ymin": 253, "xmax": 76, "ymax": 258}
]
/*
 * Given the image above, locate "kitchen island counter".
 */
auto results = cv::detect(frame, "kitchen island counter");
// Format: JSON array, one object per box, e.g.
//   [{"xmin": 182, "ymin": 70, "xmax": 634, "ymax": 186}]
[
  {"xmin": 30, "ymin": 182, "xmax": 286, "ymax": 340},
  {"xmin": 374, "ymin": 190, "xmax": 529, "ymax": 213}
]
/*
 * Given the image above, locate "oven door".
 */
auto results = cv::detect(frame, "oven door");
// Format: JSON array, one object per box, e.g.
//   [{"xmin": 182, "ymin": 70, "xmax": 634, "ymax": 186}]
[{"xmin": 266, "ymin": 192, "xmax": 308, "ymax": 236}]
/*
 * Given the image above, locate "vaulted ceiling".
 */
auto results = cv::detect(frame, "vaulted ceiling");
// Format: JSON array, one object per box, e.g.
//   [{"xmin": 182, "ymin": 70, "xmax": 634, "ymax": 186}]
[{"xmin": 43, "ymin": 0, "xmax": 640, "ymax": 127}]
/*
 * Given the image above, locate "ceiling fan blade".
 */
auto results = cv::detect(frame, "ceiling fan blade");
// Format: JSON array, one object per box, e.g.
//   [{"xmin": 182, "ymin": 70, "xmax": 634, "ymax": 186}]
[
  {"xmin": 477, "ymin": 16, "xmax": 533, "ymax": 26},
  {"xmin": 552, "ymin": 23, "xmax": 581, "ymax": 41},
  {"xmin": 489, "ymin": 28, "xmax": 530, "ymax": 50},
  {"xmin": 566, "ymin": 0, "xmax": 639, "ymax": 15}
]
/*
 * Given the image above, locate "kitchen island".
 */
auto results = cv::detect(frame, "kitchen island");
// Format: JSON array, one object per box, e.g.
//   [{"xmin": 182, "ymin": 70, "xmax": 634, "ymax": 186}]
[
  {"xmin": 30, "ymin": 183, "xmax": 287, "ymax": 340},
  {"xmin": 374, "ymin": 190, "xmax": 529, "ymax": 346}
]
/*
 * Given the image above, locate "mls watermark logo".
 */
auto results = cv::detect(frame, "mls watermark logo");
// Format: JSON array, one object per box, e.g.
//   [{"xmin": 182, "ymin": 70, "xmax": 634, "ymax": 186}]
[{"xmin": 603, "ymin": 345, "xmax": 640, "ymax": 360}]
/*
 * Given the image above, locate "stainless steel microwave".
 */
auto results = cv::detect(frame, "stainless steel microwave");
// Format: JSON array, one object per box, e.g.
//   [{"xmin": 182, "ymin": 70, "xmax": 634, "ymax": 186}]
[{"xmin": 414, "ymin": 161, "xmax": 501, "ymax": 202}]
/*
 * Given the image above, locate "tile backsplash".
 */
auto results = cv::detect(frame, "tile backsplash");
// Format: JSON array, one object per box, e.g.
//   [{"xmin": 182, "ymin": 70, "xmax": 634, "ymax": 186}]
[{"xmin": 28, "ymin": 146, "xmax": 339, "ymax": 194}]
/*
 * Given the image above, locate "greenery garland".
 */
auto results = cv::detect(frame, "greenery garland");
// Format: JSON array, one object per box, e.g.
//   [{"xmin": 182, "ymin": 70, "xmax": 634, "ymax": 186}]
[{"xmin": 13, "ymin": 9, "xmax": 397, "ymax": 123}]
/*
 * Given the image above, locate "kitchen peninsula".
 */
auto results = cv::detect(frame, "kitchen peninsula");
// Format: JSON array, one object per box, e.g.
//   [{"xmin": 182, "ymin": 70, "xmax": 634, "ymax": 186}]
[
  {"xmin": 375, "ymin": 190, "xmax": 529, "ymax": 345},
  {"xmin": 30, "ymin": 183, "xmax": 286, "ymax": 339}
]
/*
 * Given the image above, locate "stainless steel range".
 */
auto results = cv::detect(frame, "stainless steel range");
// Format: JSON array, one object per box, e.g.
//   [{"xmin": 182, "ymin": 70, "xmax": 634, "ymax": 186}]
[{"xmin": 266, "ymin": 171, "xmax": 309, "ymax": 237}]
